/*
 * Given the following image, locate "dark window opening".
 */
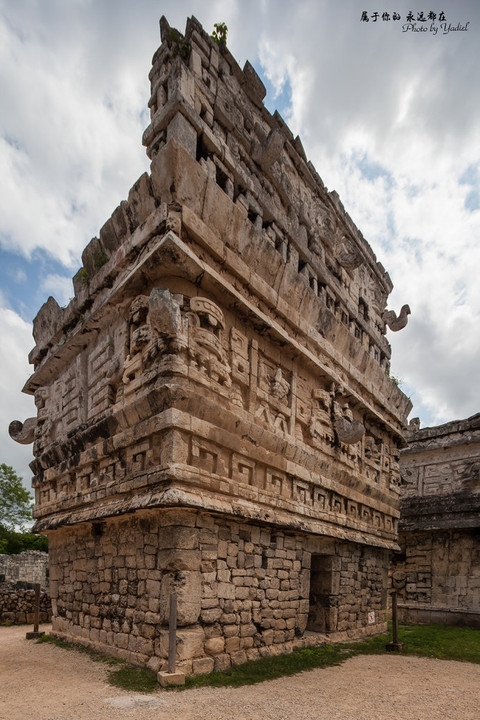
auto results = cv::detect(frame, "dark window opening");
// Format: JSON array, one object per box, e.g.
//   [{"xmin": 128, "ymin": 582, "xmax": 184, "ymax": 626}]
[{"xmin": 307, "ymin": 554, "xmax": 338, "ymax": 633}]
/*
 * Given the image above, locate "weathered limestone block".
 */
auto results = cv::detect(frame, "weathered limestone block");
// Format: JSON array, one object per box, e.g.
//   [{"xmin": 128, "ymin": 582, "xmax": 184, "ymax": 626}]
[
  {"xmin": 150, "ymin": 138, "xmax": 207, "ymax": 217},
  {"xmin": 241, "ymin": 60, "xmax": 266, "ymax": 105},
  {"xmin": 167, "ymin": 108, "xmax": 197, "ymax": 152},
  {"xmin": 192, "ymin": 656, "xmax": 214, "ymax": 675},
  {"xmin": 204, "ymin": 636, "xmax": 225, "ymax": 655},
  {"xmin": 159, "ymin": 571, "xmax": 201, "ymax": 626},
  {"xmin": 157, "ymin": 549, "xmax": 201, "ymax": 571},
  {"xmin": 81, "ymin": 236, "xmax": 108, "ymax": 277},
  {"xmin": 252, "ymin": 128, "xmax": 284, "ymax": 172},
  {"xmin": 158, "ymin": 627, "xmax": 205, "ymax": 661},
  {"xmin": 32, "ymin": 296, "xmax": 63, "ymax": 348}
]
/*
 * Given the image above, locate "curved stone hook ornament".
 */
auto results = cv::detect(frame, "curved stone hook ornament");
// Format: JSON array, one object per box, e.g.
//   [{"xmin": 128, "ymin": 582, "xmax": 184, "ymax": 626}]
[
  {"xmin": 382, "ymin": 304, "xmax": 411, "ymax": 332},
  {"xmin": 9, "ymin": 417, "xmax": 37, "ymax": 444},
  {"xmin": 334, "ymin": 417, "xmax": 365, "ymax": 445}
]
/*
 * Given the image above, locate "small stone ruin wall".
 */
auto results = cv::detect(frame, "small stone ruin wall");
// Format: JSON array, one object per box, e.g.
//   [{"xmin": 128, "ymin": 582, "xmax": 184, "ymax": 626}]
[
  {"xmin": 0, "ymin": 550, "xmax": 49, "ymax": 588},
  {"xmin": 48, "ymin": 509, "xmax": 387, "ymax": 675},
  {"xmin": 0, "ymin": 551, "xmax": 51, "ymax": 625},
  {"xmin": 0, "ymin": 583, "xmax": 52, "ymax": 626}
]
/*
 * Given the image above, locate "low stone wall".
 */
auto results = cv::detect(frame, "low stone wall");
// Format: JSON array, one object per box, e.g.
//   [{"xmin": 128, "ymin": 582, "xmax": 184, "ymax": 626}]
[
  {"xmin": 0, "ymin": 582, "xmax": 52, "ymax": 625},
  {"xmin": 0, "ymin": 551, "xmax": 49, "ymax": 589},
  {"xmin": 396, "ymin": 603, "xmax": 480, "ymax": 629}
]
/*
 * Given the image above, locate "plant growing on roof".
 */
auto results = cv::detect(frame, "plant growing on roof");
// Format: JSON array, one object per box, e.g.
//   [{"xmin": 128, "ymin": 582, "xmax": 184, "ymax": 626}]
[
  {"xmin": 168, "ymin": 29, "xmax": 190, "ymax": 59},
  {"xmin": 211, "ymin": 22, "xmax": 228, "ymax": 46}
]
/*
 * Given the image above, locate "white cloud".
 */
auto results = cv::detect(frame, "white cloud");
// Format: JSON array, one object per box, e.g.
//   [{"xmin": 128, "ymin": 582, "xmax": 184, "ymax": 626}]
[
  {"xmin": 0, "ymin": 304, "xmax": 35, "ymax": 491},
  {"xmin": 40, "ymin": 274, "xmax": 74, "ymax": 308},
  {"xmin": 0, "ymin": 5, "xmax": 151, "ymax": 267}
]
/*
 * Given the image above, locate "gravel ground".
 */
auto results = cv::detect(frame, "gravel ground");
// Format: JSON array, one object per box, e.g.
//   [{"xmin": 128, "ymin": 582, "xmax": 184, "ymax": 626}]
[{"xmin": 1, "ymin": 624, "xmax": 479, "ymax": 720}]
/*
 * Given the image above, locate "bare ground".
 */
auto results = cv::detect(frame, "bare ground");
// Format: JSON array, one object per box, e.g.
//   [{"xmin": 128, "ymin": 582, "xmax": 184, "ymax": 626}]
[{"xmin": 1, "ymin": 624, "xmax": 479, "ymax": 720}]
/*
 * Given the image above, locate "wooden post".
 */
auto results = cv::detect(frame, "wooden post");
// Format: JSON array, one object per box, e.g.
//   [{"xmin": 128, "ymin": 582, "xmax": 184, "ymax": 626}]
[
  {"xmin": 34, "ymin": 583, "xmax": 40, "ymax": 633},
  {"xmin": 168, "ymin": 591, "xmax": 177, "ymax": 674},
  {"xmin": 391, "ymin": 590, "xmax": 398, "ymax": 644},
  {"xmin": 26, "ymin": 583, "xmax": 45, "ymax": 640},
  {"xmin": 158, "ymin": 590, "xmax": 185, "ymax": 686},
  {"xmin": 386, "ymin": 590, "xmax": 404, "ymax": 651}
]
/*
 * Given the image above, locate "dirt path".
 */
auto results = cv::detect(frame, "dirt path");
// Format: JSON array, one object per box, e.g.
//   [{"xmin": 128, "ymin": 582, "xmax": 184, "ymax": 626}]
[{"xmin": 1, "ymin": 624, "xmax": 479, "ymax": 720}]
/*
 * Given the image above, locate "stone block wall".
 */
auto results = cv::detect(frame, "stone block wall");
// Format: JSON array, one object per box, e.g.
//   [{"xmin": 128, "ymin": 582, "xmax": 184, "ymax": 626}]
[
  {"xmin": 0, "ymin": 551, "xmax": 49, "ymax": 589},
  {"xmin": 336, "ymin": 545, "xmax": 387, "ymax": 632},
  {"xmin": 0, "ymin": 583, "xmax": 52, "ymax": 625},
  {"xmin": 49, "ymin": 509, "xmax": 387, "ymax": 673},
  {"xmin": 391, "ymin": 529, "xmax": 480, "ymax": 627}
]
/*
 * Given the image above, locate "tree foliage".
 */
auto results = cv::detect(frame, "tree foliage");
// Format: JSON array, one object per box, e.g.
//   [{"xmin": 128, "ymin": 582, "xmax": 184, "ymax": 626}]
[
  {"xmin": 0, "ymin": 463, "xmax": 32, "ymax": 531},
  {"xmin": 211, "ymin": 22, "xmax": 228, "ymax": 46},
  {"xmin": 0, "ymin": 464, "xmax": 47, "ymax": 554},
  {"xmin": 0, "ymin": 526, "xmax": 48, "ymax": 554}
]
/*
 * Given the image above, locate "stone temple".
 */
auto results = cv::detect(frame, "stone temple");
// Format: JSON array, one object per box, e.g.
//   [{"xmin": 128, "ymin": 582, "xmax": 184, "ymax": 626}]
[
  {"xmin": 10, "ymin": 17, "xmax": 411, "ymax": 675},
  {"xmin": 393, "ymin": 415, "xmax": 480, "ymax": 628}
]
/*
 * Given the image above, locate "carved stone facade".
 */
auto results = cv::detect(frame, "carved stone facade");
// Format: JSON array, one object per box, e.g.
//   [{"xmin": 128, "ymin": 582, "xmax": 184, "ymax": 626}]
[
  {"xmin": 11, "ymin": 17, "xmax": 411, "ymax": 674},
  {"xmin": 393, "ymin": 415, "xmax": 480, "ymax": 627}
]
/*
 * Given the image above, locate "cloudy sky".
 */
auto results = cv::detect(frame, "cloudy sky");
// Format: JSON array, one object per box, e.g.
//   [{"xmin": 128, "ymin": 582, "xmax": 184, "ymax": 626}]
[{"xmin": 1, "ymin": 0, "xmax": 479, "ymax": 491}]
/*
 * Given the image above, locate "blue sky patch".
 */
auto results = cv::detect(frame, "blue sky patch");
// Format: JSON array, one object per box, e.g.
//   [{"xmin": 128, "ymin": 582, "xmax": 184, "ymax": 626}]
[
  {"xmin": 464, "ymin": 189, "xmax": 480, "ymax": 212},
  {"xmin": 459, "ymin": 164, "xmax": 479, "ymax": 186},
  {"xmin": 261, "ymin": 69, "xmax": 292, "ymax": 119},
  {"xmin": 459, "ymin": 164, "xmax": 480, "ymax": 211},
  {"xmin": 0, "ymin": 246, "xmax": 75, "ymax": 322},
  {"xmin": 355, "ymin": 153, "xmax": 394, "ymax": 188}
]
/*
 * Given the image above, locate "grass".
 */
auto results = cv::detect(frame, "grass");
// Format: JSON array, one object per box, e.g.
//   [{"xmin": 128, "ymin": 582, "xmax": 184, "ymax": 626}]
[
  {"xmin": 107, "ymin": 665, "xmax": 159, "ymax": 692},
  {"xmin": 183, "ymin": 644, "xmax": 348, "ymax": 690},
  {"xmin": 184, "ymin": 623, "xmax": 480, "ymax": 690},
  {"xmin": 36, "ymin": 634, "xmax": 123, "ymax": 665},
  {"xmin": 36, "ymin": 624, "xmax": 480, "ymax": 694},
  {"xmin": 381, "ymin": 623, "xmax": 480, "ymax": 663}
]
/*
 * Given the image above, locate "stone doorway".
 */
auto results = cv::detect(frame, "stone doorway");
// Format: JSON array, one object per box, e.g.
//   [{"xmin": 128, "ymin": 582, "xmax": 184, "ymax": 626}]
[{"xmin": 307, "ymin": 554, "xmax": 338, "ymax": 632}]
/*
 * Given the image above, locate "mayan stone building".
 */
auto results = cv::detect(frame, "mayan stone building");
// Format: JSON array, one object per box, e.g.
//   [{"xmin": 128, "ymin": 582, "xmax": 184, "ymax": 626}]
[
  {"xmin": 10, "ymin": 17, "xmax": 411, "ymax": 674},
  {"xmin": 393, "ymin": 415, "xmax": 480, "ymax": 628}
]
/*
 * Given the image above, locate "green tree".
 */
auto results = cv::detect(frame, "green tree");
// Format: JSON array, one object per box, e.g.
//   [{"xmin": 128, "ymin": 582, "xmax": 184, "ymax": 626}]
[
  {"xmin": 0, "ymin": 463, "xmax": 32, "ymax": 531},
  {"xmin": 0, "ymin": 526, "xmax": 48, "ymax": 554},
  {"xmin": 0, "ymin": 465, "xmax": 47, "ymax": 554}
]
